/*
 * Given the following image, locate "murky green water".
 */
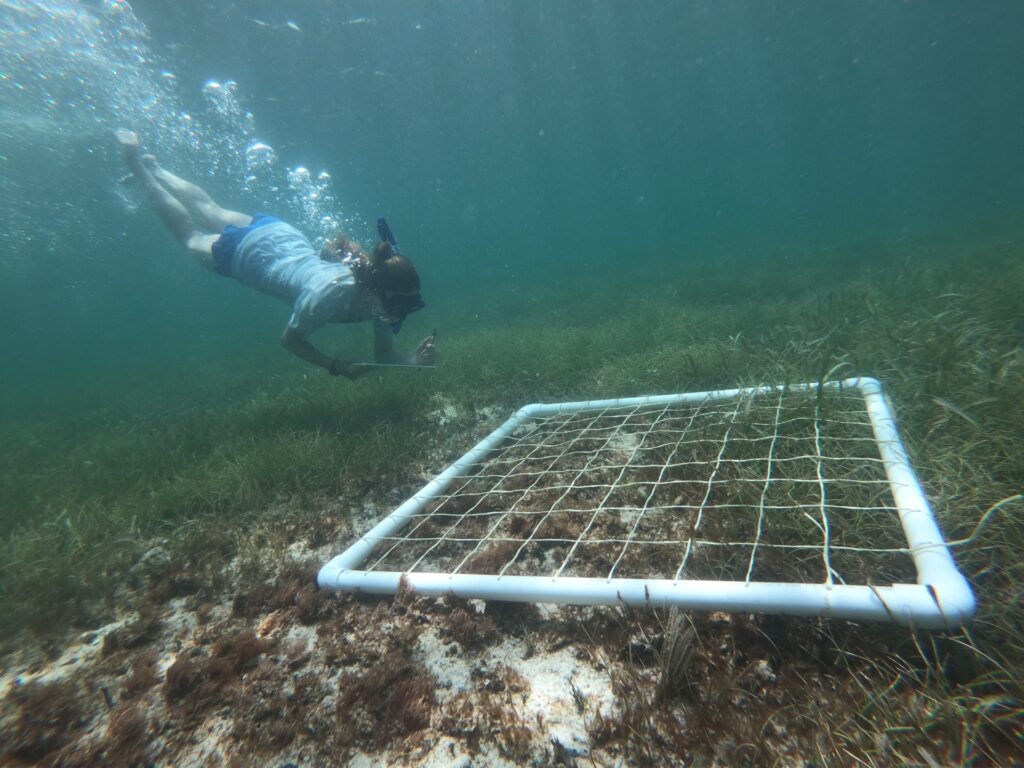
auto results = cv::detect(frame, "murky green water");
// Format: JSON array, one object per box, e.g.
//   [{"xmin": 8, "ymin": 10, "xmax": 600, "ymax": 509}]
[{"xmin": 1, "ymin": 0, "xmax": 1022, "ymax": 429}]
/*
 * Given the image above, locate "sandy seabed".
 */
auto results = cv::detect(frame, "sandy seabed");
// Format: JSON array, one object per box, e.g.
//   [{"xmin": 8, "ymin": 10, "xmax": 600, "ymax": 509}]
[{"xmin": 0, "ymin": 492, "xmax": 811, "ymax": 767}]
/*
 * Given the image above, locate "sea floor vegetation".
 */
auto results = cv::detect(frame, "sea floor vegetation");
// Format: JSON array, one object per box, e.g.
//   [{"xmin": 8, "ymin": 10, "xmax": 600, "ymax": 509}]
[{"xmin": 1, "ymin": 235, "xmax": 1022, "ymax": 766}]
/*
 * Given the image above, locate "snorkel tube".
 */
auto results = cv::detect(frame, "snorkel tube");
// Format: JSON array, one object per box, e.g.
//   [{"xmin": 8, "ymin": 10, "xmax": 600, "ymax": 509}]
[
  {"xmin": 377, "ymin": 217, "xmax": 405, "ymax": 334},
  {"xmin": 377, "ymin": 216, "xmax": 401, "ymax": 254}
]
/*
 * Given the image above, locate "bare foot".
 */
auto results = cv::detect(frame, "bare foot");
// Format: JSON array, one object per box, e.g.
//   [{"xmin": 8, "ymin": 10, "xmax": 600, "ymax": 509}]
[
  {"xmin": 114, "ymin": 128, "xmax": 144, "ymax": 171},
  {"xmin": 114, "ymin": 128, "xmax": 140, "ymax": 150}
]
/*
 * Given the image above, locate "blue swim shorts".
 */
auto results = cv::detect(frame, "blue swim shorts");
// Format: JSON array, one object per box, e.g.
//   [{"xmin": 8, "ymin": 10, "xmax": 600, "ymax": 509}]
[{"xmin": 211, "ymin": 213, "xmax": 280, "ymax": 277}]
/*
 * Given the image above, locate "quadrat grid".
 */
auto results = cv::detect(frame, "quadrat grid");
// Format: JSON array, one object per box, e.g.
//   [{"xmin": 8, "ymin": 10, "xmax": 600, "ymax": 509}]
[{"xmin": 362, "ymin": 387, "xmax": 915, "ymax": 589}]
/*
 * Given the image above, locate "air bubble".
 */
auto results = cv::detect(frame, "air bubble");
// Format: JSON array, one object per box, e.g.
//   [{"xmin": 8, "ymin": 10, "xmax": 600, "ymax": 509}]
[{"xmin": 2, "ymin": 0, "xmax": 360, "ymax": 253}]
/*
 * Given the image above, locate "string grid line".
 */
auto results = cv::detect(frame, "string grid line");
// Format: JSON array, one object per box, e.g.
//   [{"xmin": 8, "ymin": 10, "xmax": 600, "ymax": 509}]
[{"xmin": 361, "ymin": 388, "xmax": 914, "ymax": 588}]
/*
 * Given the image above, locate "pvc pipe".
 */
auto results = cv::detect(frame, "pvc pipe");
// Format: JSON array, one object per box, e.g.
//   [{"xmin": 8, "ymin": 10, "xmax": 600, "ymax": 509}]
[
  {"xmin": 518, "ymin": 382, "xmax": 789, "ymax": 418},
  {"xmin": 856, "ymin": 377, "xmax": 976, "ymax": 625},
  {"xmin": 318, "ymin": 377, "xmax": 975, "ymax": 629},
  {"xmin": 317, "ymin": 568, "xmax": 959, "ymax": 629}
]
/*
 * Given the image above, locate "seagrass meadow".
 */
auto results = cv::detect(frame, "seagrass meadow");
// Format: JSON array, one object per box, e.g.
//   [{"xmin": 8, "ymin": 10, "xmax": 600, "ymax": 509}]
[{"xmin": 1, "ymin": 236, "xmax": 1022, "ymax": 764}]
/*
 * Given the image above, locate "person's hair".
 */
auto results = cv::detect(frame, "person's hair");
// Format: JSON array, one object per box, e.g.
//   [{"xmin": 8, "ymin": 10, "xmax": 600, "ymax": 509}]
[{"xmin": 369, "ymin": 243, "xmax": 420, "ymax": 295}]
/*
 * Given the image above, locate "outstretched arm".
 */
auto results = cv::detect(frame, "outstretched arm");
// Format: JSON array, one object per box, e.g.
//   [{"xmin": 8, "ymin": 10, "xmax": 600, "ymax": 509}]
[
  {"xmin": 280, "ymin": 323, "xmax": 436, "ymax": 379},
  {"xmin": 281, "ymin": 326, "xmax": 370, "ymax": 380}
]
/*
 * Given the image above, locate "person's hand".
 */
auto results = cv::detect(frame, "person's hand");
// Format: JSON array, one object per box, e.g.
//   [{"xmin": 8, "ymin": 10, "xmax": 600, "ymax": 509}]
[
  {"xmin": 411, "ymin": 332, "xmax": 437, "ymax": 366},
  {"xmin": 329, "ymin": 360, "xmax": 368, "ymax": 380}
]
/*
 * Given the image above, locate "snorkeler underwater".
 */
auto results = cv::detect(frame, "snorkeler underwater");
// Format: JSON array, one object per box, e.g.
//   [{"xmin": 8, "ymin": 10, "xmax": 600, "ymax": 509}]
[
  {"xmin": 1, "ymin": 1, "xmax": 1023, "ymax": 766},
  {"xmin": 115, "ymin": 128, "xmax": 436, "ymax": 378}
]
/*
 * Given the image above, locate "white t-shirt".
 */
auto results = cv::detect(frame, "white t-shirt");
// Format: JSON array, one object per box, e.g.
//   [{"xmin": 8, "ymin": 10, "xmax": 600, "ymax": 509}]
[{"xmin": 231, "ymin": 221, "xmax": 374, "ymax": 337}]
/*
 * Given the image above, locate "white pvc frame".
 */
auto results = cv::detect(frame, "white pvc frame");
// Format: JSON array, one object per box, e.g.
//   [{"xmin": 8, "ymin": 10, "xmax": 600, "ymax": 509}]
[{"xmin": 318, "ymin": 378, "xmax": 975, "ymax": 629}]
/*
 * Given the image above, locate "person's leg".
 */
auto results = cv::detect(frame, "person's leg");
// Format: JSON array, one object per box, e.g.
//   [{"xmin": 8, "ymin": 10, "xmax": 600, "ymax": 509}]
[
  {"xmin": 116, "ymin": 129, "xmax": 223, "ymax": 271},
  {"xmin": 141, "ymin": 154, "xmax": 252, "ymax": 233}
]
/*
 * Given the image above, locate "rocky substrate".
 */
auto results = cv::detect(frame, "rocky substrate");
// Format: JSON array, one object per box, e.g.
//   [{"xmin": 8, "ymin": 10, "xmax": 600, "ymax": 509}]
[{"xmin": 1, "ymin": 522, "xmax": 834, "ymax": 767}]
